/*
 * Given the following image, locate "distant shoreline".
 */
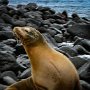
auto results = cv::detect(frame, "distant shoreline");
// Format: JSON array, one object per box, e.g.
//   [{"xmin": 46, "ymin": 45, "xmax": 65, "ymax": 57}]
[{"xmin": 9, "ymin": 0, "xmax": 90, "ymax": 18}]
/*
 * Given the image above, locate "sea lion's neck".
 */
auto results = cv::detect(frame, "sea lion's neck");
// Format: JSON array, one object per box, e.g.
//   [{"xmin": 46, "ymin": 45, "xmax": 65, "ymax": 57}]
[{"xmin": 24, "ymin": 42, "xmax": 54, "ymax": 70}]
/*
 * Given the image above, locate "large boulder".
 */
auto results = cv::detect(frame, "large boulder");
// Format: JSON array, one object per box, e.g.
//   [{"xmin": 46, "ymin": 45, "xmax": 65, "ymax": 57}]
[
  {"xmin": 0, "ymin": 31, "xmax": 14, "ymax": 41},
  {"xmin": 0, "ymin": 51, "xmax": 24, "ymax": 72},
  {"xmin": 0, "ymin": 23, "xmax": 12, "ymax": 31},
  {"xmin": 74, "ymin": 38, "xmax": 90, "ymax": 52},
  {"xmin": 67, "ymin": 24, "xmax": 90, "ymax": 40},
  {"xmin": 1, "ymin": 71, "xmax": 17, "ymax": 85},
  {"xmin": 70, "ymin": 56, "xmax": 88, "ymax": 69},
  {"xmin": 59, "ymin": 46, "xmax": 78, "ymax": 57},
  {"xmin": 1, "ymin": 71, "xmax": 17, "ymax": 81},
  {"xmin": 78, "ymin": 62, "xmax": 90, "ymax": 83},
  {"xmin": 13, "ymin": 20, "xmax": 26, "ymax": 27},
  {"xmin": 73, "ymin": 45, "xmax": 90, "ymax": 55},
  {"xmin": 1, "ymin": 39, "xmax": 17, "ymax": 47},
  {"xmin": 80, "ymin": 80, "xmax": 90, "ymax": 90},
  {"xmin": 0, "ymin": 5, "xmax": 8, "ymax": 14},
  {"xmin": 54, "ymin": 34, "xmax": 63, "ymax": 43},
  {"xmin": 0, "ymin": 13, "xmax": 14, "ymax": 24},
  {"xmin": 25, "ymin": 3, "xmax": 37, "ymax": 10},
  {"xmin": 3, "ymin": 76, "xmax": 17, "ymax": 85},
  {"xmin": 0, "ymin": 43, "xmax": 15, "ymax": 55}
]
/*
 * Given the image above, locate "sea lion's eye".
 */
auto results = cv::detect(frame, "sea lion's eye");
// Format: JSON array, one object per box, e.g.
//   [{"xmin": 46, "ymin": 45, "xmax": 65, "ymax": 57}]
[
  {"xmin": 28, "ymin": 32, "xmax": 34, "ymax": 36},
  {"xmin": 25, "ymin": 29, "xmax": 29, "ymax": 33}
]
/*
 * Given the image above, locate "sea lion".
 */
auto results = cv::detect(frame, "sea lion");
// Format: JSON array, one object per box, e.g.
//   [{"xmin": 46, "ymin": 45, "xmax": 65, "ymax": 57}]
[{"xmin": 5, "ymin": 26, "xmax": 80, "ymax": 90}]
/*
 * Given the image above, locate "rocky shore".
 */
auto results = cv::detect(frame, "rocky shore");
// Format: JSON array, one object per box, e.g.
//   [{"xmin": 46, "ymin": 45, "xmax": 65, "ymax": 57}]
[{"xmin": 0, "ymin": 0, "xmax": 90, "ymax": 90}]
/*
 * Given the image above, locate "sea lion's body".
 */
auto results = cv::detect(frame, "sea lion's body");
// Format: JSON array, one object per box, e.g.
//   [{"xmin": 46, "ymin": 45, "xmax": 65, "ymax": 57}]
[{"xmin": 6, "ymin": 27, "xmax": 80, "ymax": 90}]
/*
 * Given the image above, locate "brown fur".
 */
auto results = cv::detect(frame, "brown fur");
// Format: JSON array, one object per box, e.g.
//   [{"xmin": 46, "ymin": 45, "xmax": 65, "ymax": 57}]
[{"xmin": 5, "ymin": 27, "xmax": 80, "ymax": 90}]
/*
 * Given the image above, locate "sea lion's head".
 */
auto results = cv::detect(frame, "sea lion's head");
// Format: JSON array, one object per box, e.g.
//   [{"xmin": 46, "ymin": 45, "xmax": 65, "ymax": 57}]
[{"xmin": 13, "ymin": 27, "xmax": 45, "ymax": 47}]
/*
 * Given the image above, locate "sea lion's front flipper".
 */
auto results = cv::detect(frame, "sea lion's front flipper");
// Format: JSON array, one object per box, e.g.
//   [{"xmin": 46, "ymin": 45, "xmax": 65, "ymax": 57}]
[{"xmin": 5, "ymin": 77, "xmax": 36, "ymax": 90}]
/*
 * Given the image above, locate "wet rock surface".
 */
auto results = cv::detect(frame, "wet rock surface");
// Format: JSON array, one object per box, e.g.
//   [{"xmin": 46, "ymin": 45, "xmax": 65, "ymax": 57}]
[{"xmin": 0, "ymin": 1, "xmax": 90, "ymax": 90}]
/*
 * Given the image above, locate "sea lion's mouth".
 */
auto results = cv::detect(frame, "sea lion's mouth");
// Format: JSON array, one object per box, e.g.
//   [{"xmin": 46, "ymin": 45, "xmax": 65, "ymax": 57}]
[
  {"xmin": 13, "ymin": 27, "xmax": 26, "ymax": 39},
  {"xmin": 13, "ymin": 27, "xmax": 29, "ymax": 44}
]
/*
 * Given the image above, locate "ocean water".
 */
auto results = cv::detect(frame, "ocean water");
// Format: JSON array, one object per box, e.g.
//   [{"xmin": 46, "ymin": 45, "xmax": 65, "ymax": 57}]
[{"xmin": 9, "ymin": 0, "xmax": 90, "ymax": 18}]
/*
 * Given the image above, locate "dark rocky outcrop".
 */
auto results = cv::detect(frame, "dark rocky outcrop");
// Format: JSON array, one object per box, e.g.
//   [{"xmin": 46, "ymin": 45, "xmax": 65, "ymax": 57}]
[{"xmin": 67, "ymin": 24, "xmax": 90, "ymax": 40}]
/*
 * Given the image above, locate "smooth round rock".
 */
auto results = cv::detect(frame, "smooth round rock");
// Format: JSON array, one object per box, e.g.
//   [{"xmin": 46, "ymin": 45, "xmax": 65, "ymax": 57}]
[
  {"xmin": 80, "ymin": 80, "xmax": 90, "ymax": 90},
  {"xmin": 3, "ymin": 76, "xmax": 16, "ymax": 85},
  {"xmin": 0, "ymin": 43, "xmax": 15, "ymax": 55},
  {"xmin": 73, "ymin": 45, "xmax": 90, "ymax": 55},
  {"xmin": 78, "ymin": 62, "xmax": 90, "ymax": 83},
  {"xmin": 1, "ymin": 39, "xmax": 17, "ymax": 47},
  {"xmin": 59, "ymin": 46, "xmax": 78, "ymax": 57},
  {"xmin": 74, "ymin": 38, "xmax": 90, "ymax": 52},
  {"xmin": 0, "ymin": 51, "xmax": 16, "ymax": 71},
  {"xmin": 70, "ymin": 56, "xmax": 88, "ymax": 69},
  {"xmin": 1, "ymin": 71, "xmax": 17, "ymax": 81},
  {"xmin": 0, "ymin": 31, "xmax": 14, "ymax": 41},
  {"xmin": 67, "ymin": 24, "xmax": 90, "ymax": 40},
  {"xmin": 18, "ymin": 68, "xmax": 31, "ymax": 79},
  {"xmin": 54, "ymin": 34, "xmax": 63, "ymax": 43}
]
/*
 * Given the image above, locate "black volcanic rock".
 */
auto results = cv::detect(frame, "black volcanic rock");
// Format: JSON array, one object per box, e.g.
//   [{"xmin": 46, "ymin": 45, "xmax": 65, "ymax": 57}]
[
  {"xmin": 13, "ymin": 20, "xmax": 26, "ymax": 27},
  {"xmin": 0, "ymin": 5, "xmax": 8, "ymax": 14},
  {"xmin": 1, "ymin": 71, "xmax": 17, "ymax": 81},
  {"xmin": 0, "ymin": 0, "xmax": 9, "ymax": 5},
  {"xmin": 59, "ymin": 46, "xmax": 78, "ymax": 57},
  {"xmin": 67, "ymin": 24, "xmax": 90, "ymax": 39},
  {"xmin": 54, "ymin": 34, "xmax": 63, "ymax": 43},
  {"xmin": 73, "ymin": 45, "xmax": 90, "ymax": 55},
  {"xmin": 14, "ymin": 44, "xmax": 26, "ymax": 55},
  {"xmin": 25, "ymin": 17, "xmax": 42, "ymax": 27},
  {"xmin": 0, "ymin": 13, "xmax": 14, "ymax": 24},
  {"xmin": 80, "ymin": 80, "xmax": 90, "ymax": 90},
  {"xmin": 72, "ymin": 13, "xmax": 81, "ymax": 23},
  {"xmin": 25, "ymin": 3, "xmax": 37, "ymax": 10},
  {"xmin": 18, "ymin": 68, "xmax": 31, "ymax": 79},
  {"xmin": 78, "ymin": 62, "xmax": 90, "ymax": 83},
  {"xmin": 0, "ymin": 50, "xmax": 25, "ymax": 72},
  {"xmin": 1, "ymin": 39, "xmax": 17, "ymax": 47},
  {"xmin": 0, "ymin": 43, "xmax": 15, "ymax": 55},
  {"xmin": 70, "ymin": 56, "xmax": 88, "ymax": 69},
  {"xmin": 0, "ymin": 31, "xmax": 14, "ymax": 41},
  {"xmin": 0, "ymin": 51, "xmax": 16, "ymax": 71},
  {"xmin": 3, "ymin": 76, "xmax": 17, "ymax": 85},
  {"xmin": 62, "ymin": 10, "xmax": 68, "ymax": 20},
  {"xmin": 0, "ymin": 23, "xmax": 12, "ymax": 31},
  {"xmin": 74, "ymin": 38, "xmax": 90, "ymax": 52},
  {"xmin": 0, "ymin": 18, "xmax": 5, "ymax": 23}
]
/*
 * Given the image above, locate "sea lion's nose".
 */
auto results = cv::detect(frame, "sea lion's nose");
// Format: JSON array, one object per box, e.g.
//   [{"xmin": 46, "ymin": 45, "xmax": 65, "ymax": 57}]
[{"xmin": 13, "ymin": 27, "xmax": 21, "ymax": 32}]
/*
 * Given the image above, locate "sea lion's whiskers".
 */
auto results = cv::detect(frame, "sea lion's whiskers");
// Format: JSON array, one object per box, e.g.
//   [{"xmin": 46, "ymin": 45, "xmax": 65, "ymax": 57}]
[{"xmin": 13, "ymin": 31, "xmax": 21, "ymax": 44}]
